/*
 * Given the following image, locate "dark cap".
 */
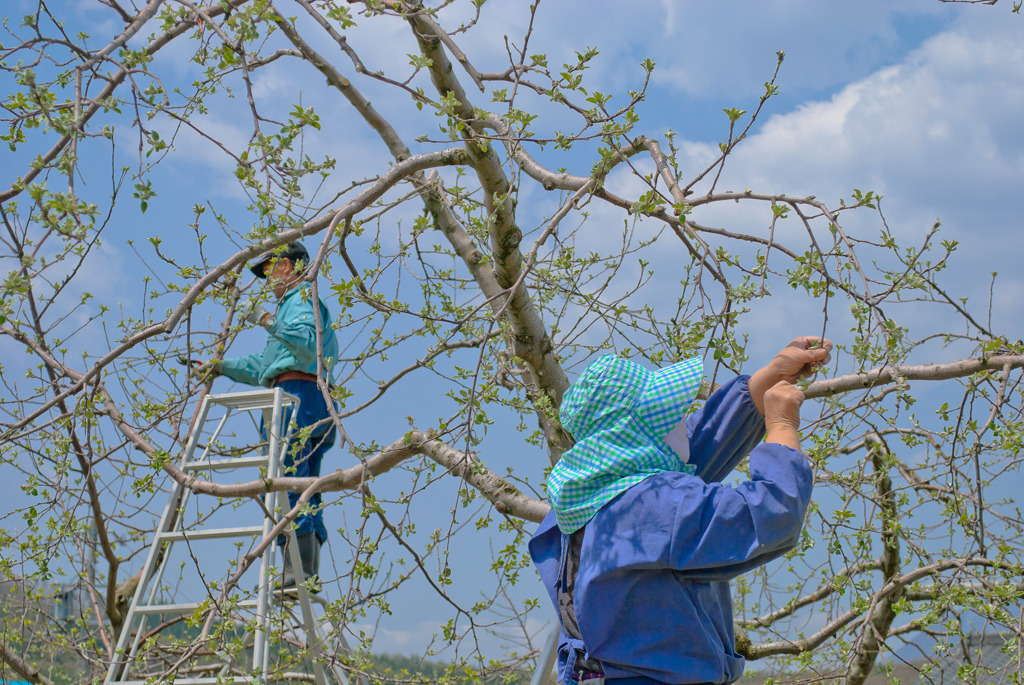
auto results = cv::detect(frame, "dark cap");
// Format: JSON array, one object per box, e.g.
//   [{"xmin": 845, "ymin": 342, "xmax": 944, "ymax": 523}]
[{"xmin": 250, "ymin": 241, "xmax": 310, "ymax": 279}]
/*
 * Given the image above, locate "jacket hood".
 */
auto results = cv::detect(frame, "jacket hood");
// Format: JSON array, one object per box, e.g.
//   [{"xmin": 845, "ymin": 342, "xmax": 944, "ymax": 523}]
[{"xmin": 548, "ymin": 354, "xmax": 703, "ymax": 533}]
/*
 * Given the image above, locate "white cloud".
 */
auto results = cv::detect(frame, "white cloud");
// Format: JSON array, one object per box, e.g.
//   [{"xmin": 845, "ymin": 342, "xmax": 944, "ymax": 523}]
[
  {"xmin": 659, "ymin": 0, "xmax": 678, "ymax": 38},
  {"xmin": 713, "ymin": 17, "xmax": 1023, "ymax": 202},
  {"xmin": 353, "ymin": 619, "xmax": 442, "ymax": 653},
  {"xmin": 664, "ymin": 14, "xmax": 1024, "ymax": 334}
]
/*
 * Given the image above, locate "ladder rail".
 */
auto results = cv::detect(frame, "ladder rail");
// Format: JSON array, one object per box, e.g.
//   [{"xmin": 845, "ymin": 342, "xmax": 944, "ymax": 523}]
[
  {"xmin": 105, "ymin": 394, "xmax": 218, "ymax": 681},
  {"xmin": 308, "ymin": 593, "xmax": 356, "ymax": 685},
  {"xmin": 286, "ymin": 531, "xmax": 332, "ymax": 685},
  {"xmin": 276, "ymin": 591, "xmax": 351, "ymax": 685},
  {"xmin": 529, "ymin": 625, "xmax": 560, "ymax": 685},
  {"xmin": 187, "ymin": 406, "xmax": 235, "ymax": 467},
  {"xmin": 252, "ymin": 388, "xmax": 292, "ymax": 677},
  {"xmin": 256, "ymin": 393, "xmax": 335, "ymax": 685}
]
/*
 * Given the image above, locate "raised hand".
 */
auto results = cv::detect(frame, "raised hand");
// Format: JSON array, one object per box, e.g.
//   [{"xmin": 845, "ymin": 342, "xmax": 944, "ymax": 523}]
[
  {"xmin": 749, "ymin": 336, "xmax": 832, "ymax": 415},
  {"xmin": 763, "ymin": 380, "xmax": 805, "ymax": 450}
]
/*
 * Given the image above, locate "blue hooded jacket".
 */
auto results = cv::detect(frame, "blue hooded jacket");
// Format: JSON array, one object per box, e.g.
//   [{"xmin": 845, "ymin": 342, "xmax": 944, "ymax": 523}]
[{"xmin": 529, "ymin": 376, "xmax": 813, "ymax": 685}]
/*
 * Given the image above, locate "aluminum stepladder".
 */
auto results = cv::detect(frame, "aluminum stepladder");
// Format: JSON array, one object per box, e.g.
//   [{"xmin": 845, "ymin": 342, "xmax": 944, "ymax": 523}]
[{"xmin": 104, "ymin": 388, "xmax": 350, "ymax": 685}]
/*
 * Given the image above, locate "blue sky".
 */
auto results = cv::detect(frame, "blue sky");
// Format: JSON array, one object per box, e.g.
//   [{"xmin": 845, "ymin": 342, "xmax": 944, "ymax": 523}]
[{"xmin": 2, "ymin": 0, "xmax": 1023, "ymax": 665}]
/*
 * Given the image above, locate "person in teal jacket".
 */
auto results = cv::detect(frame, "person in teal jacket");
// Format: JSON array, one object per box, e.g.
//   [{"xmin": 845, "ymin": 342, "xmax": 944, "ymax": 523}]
[
  {"xmin": 529, "ymin": 337, "xmax": 831, "ymax": 685},
  {"xmin": 198, "ymin": 241, "xmax": 339, "ymax": 592}
]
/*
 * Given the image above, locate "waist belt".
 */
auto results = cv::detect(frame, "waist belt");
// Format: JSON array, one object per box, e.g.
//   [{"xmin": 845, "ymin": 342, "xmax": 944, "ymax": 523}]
[{"xmin": 272, "ymin": 370, "xmax": 319, "ymax": 385}]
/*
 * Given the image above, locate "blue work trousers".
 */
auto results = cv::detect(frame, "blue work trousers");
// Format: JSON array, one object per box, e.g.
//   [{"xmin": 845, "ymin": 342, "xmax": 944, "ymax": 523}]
[{"xmin": 263, "ymin": 379, "xmax": 337, "ymax": 544}]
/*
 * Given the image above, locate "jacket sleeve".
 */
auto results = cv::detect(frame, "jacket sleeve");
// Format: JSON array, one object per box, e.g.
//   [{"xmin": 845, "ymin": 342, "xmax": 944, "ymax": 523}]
[
  {"xmin": 528, "ymin": 511, "xmax": 563, "ymax": 611},
  {"xmin": 586, "ymin": 444, "xmax": 813, "ymax": 582},
  {"xmin": 672, "ymin": 444, "xmax": 813, "ymax": 579},
  {"xmin": 686, "ymin": 375, "xmax": 766, "ymax": 483},
  {"xmin": 220, "ymin": 353, "xmax": 265, "ymax": 386}
]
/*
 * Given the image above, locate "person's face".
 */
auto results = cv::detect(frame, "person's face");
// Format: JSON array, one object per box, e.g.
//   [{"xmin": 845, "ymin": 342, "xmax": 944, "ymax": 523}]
[{"xmin": 263, "ymin": 257, "xmax": 295, "ymax": 297}]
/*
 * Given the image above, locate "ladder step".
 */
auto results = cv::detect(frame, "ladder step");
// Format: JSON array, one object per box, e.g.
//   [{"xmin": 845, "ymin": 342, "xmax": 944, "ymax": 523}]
[
  {"xmin": 157, "ymin": 526, "xmax": 266, "ymax": 542},
  {"xmin": 209, "ymin": 389, "xmax": 297, "ymax": 410},
  {"xmin": 183, "ymin": 455, "xmax": 270, "ymax": 471},
  {"xmin": 134, "ymin": 598, "xmax": 260, "ymax": 616}
]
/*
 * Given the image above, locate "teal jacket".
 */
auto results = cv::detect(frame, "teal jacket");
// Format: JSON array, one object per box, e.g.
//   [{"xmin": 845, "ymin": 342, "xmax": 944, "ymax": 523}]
[{"xmin": 221, "ymin": 284, "xmax": 339, "ymax": 387}]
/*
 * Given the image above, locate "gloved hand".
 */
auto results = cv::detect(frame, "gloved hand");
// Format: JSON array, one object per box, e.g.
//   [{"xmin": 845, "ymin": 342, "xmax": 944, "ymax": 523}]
[
  {"xmin": 191, "ymin": 360, "xmax": 222, "ymax": 380},
  {"xmin": 244, "ymin": 302, "xmax": 271, "ymax": 327}
]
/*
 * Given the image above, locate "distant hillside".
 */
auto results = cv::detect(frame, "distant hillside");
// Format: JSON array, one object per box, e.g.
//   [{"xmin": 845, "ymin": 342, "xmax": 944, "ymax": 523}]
[{"xmin": 366, "ymin": 652, "xmax": 528, "ymax": 684}]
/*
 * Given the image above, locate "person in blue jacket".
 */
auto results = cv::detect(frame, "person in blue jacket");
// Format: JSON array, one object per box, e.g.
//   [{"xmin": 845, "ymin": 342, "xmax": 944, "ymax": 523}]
[
  {"xmin": 196, "ymin": 241, "xmax": 340, "ymax": 592},
  {"xmin": 529, "ymin": 337, "xmax": 832, "ymax": 685}
]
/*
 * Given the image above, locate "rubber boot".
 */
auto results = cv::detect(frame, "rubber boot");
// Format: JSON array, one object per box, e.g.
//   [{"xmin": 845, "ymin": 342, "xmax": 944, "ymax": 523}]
[
  {"xmin": 297, "ymin": 532, "xmax": 322, "ymax": 594},
  {"xmin": 280, "ymin": 540, "xmax": 300, "ymax": 591}
]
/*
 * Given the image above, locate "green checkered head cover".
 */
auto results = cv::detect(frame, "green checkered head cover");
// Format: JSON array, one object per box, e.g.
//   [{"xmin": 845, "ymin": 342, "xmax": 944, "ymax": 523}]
[{"xmin": 548, "ymin": 354, "xmax": 703, "ymax": 533}]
